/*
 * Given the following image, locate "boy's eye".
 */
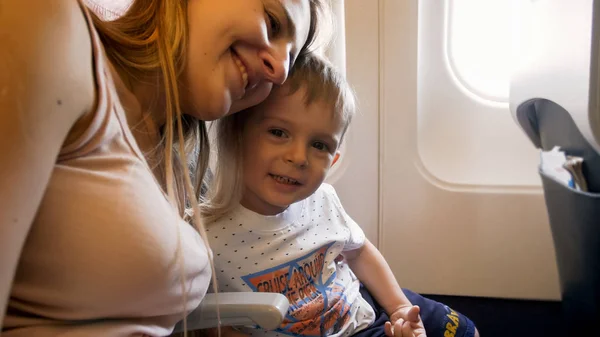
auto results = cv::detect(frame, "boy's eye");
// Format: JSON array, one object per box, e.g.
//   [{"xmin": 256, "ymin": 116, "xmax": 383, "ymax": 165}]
[
  {"xmin": 266, "ymin": 11, "xmax": 282, "ymax": 37},
  {"xmin": 269, "ymin": 129, "xmax": 285, "ymax": 138},
  {"xmin": 313, "ymin": 142, "xmax": 329, "ymax": 151}
]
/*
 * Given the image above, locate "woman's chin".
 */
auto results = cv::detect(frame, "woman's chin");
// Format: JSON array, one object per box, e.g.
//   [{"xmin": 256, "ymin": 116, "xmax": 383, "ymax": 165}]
[
  {"xmin": 190, "ymin": 98, "xmax": 232, "ymax": 121},
  {"xmin": 228, "ymin": 97, "xmax": 252, "ymax": 115},
  {"xmin": 229, "ymin": 84, "xmax": 273, "ymax": 115}
]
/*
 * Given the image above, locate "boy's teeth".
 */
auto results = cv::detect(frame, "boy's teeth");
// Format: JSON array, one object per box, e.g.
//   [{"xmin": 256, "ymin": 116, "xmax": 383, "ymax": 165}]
[{"xmin": 273, "ymin": 175, "xmax": 297, "ymax": 185}]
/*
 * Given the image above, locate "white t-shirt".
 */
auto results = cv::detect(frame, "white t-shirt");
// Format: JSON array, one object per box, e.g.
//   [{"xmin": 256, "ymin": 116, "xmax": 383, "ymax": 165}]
[{"xmin": 208, "ymin": 184, "xmax": 375, "ymax": 337}]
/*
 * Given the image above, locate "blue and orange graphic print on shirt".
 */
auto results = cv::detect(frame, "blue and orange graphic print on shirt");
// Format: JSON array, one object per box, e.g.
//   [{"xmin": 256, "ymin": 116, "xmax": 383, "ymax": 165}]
[{"xmin": 242, "ymin": 243, "xmax": 353, "ymax": 337}]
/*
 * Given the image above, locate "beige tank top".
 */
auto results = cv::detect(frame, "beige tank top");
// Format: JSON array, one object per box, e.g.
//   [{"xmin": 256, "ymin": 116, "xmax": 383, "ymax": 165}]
[{"xmin": 2, "ymin": 3, "xmax": 211, "ymax": 336}]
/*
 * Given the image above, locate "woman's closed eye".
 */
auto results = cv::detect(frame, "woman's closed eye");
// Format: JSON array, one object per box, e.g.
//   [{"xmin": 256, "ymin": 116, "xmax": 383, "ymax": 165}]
[{"xmin": 265, "ymin": 10, "xmax": 282, "ymax": 38}]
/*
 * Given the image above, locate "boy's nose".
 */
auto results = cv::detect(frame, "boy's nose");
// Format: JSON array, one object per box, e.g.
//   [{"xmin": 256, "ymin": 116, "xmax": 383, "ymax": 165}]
[{"xmin": 285, "ymin": 144, "xmax": 308, "ymax": 168}]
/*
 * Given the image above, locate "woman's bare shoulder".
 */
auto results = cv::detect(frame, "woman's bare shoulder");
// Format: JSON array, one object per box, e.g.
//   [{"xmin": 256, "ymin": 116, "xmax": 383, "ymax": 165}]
[
  {"xmin": 0, "ymin": 0, "xmax": 96, "ymax": 123},
  {"xmin": 0, "ymin": 1, "xmax": 97, "ymax": 325}
]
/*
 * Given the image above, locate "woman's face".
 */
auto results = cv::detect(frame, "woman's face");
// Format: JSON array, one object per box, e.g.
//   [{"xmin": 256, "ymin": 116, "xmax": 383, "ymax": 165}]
[{"xmin": 184, "ymin": 0, "xmax": 312, "ymax": 121}]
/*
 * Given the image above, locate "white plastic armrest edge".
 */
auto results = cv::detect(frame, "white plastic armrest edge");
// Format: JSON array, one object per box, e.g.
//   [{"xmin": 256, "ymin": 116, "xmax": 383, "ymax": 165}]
[{"xmin": 173, "ymin": 292, "xmax": 289, "ymax": 333}]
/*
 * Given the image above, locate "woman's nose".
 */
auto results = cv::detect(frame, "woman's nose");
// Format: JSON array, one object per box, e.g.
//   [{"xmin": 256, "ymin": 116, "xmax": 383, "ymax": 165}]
[{"xmin": 258, "ymin": 48, "xmax": 290, "ymax": 85}]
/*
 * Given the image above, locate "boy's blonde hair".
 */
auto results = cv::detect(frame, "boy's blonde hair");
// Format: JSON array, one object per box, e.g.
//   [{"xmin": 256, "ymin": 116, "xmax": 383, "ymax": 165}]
[{"xmin": 202, "ymin": 54, "xmax": 357, "ymax": 224}]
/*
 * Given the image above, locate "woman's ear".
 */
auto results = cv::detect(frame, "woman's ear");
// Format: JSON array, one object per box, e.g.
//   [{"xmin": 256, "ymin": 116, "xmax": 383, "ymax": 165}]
[{"xmin": 331, "ymin": 152, "xmax": 341, "ymax": 167}]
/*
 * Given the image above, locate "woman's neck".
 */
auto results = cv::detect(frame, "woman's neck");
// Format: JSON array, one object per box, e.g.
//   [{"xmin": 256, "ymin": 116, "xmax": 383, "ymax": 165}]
[
  {"xmin": 108, "ymin": 61, "xmax": 167, "ymax": 158},
  {"xmin": 113, "ymin": 63, "xmax": 167, "ymax": 128}
]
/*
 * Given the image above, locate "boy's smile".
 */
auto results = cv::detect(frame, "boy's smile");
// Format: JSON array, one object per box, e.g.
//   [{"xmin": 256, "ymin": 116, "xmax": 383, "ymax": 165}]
[{"xmin": 240, "ymin": 86, "xmax": 346, "ymax": 215}]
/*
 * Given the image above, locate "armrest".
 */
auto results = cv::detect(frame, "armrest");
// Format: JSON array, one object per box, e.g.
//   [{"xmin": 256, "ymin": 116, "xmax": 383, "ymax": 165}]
[{"xmin": 173, "ymin": 292, "xmax": 289, "ymax": 333}]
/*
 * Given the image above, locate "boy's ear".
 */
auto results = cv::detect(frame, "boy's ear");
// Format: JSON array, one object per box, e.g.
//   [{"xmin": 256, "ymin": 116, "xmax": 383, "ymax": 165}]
[{"xmin": 331, "ymin": 152, "xmax": 341, "ymax": 167}]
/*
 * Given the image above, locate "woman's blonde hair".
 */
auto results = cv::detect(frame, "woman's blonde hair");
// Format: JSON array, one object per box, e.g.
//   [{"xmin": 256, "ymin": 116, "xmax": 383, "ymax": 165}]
[
  {"xmin": 202, "ymin": 54, "xmax": 357, "ymax": 224},
  {"xmin": 86, "ymin": 0, "xmax": 325, "ymax": 335}
]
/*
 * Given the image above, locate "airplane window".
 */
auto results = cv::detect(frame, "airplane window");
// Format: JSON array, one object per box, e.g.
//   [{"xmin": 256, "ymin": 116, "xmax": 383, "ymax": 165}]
[
  {"xmin": 446, "ymin": 0, "xmax": 519, "ymax": 103},
  {"xmin": 416, "ymin": 0, "xmax": 541, "ymax": 187}
]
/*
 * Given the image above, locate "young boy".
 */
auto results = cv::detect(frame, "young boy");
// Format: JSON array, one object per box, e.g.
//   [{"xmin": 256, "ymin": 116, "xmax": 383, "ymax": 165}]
[{"xmin": 203, "ymin": 55, "xmax": 478, "ymax": 337}]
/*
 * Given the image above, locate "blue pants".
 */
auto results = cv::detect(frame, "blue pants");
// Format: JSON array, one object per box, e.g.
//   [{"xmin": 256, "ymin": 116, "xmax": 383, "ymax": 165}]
[{"xmin": 353, "ymin": 285, "xmax": 476, "ymax": 337}]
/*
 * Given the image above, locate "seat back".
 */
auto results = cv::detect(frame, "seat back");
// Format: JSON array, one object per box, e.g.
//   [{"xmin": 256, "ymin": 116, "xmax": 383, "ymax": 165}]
[
  {"xmin": 510, "ymin": 0, "xmax": 600, "ymax": 328},
  {"xmin": 515, "ymin": 99, "xmax": 600, "ymax": 327}
]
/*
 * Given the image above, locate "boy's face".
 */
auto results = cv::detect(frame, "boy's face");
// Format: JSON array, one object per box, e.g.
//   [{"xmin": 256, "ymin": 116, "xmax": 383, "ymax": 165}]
[{"xmin": 240, "ymin": 86, "xmax": 346, "ymax": 215}]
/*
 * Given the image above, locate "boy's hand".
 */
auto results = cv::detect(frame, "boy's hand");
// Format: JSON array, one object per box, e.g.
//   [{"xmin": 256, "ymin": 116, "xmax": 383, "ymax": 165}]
[{"xmin": 384, "ymin": 305, "xmax": 427, "ymax": 337}]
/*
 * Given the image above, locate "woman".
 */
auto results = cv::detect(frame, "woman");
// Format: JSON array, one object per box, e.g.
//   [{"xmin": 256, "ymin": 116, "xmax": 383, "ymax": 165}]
[{"xmin": 0, "ymin": 0, "xmax": 321, "ymax": 335}]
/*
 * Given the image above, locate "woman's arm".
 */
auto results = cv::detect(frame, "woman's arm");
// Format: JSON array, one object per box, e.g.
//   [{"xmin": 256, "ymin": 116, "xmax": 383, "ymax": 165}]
[
  {"xmin": 0, "ymin": 0, "xmax": 95, "ymax": 326},
  {"xmin": 343, "ymin": 239, "xmax": 413, "ymax": 315}
]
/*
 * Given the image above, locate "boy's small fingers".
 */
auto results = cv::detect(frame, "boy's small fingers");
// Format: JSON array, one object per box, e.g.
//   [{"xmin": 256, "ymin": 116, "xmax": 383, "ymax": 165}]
[
  {"xmin": 401, "ymin": 320, "xmax": 414, "ymax": 337},
  {"xmin": 407, "ymin": 306, "xmax": 420, "ymax": 322},
  {"xmin": 384, "ymin": 321, "xmax": 393, "ymax": 336},
  {"xmin": 394, "ymin": 319, "xmax": 405, "ymax": 337}
]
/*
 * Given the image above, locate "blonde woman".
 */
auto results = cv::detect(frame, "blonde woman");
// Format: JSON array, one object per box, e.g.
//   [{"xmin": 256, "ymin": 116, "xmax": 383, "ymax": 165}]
[{"xmin": 0, "ymin": 0, "xmax": 322, "ymax": 336}]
